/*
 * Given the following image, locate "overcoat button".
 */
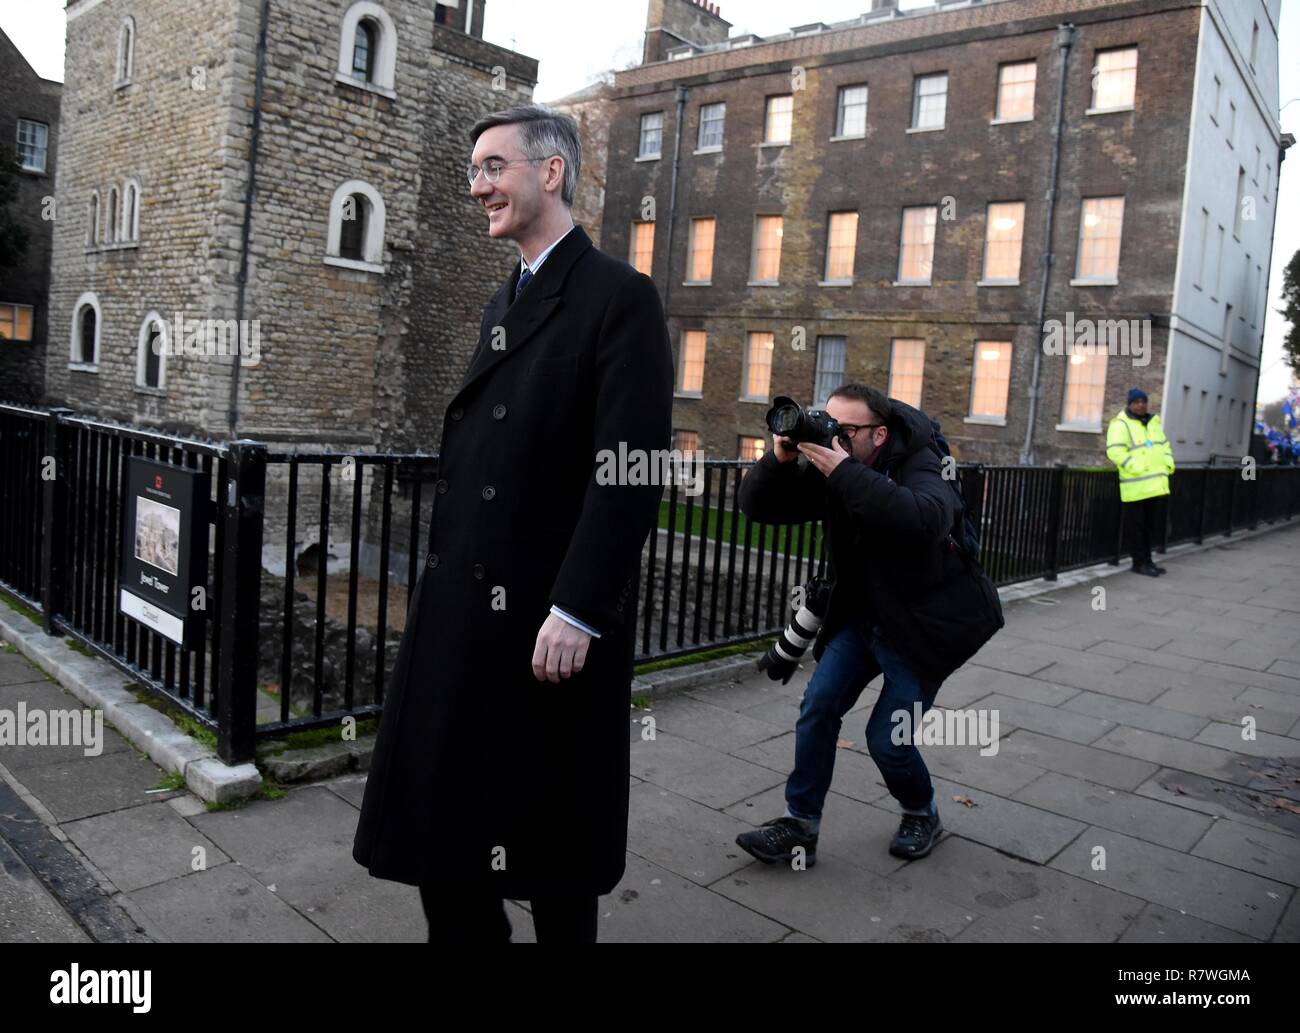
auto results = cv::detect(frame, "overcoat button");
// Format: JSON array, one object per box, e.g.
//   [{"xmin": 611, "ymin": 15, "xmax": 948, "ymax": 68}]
[
  {"xmin": 492, "ymin": 404, "xmax": 507, "ymax": 420},
  {"xmin": 472, "ymin": 563, "xmax": 486, "ymax": 580},
  {"xmin": 482, "ymin": 485, "xmax": 496, "ymax": 500},
  {"xmin": 436, "ymin": 478, "xmax": 448, "ymax": 494},
  {"xmin": 427, "ymin": 553, "xmax": 439, "ymax": 569},
  {"xmin": 449, "ymin": 407, "xmax": 464, "ymax": 421}
]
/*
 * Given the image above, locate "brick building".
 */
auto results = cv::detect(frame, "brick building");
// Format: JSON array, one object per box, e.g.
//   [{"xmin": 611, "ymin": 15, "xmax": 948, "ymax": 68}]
[
  {"xmin": 601, "ymin": 0, "xmax": 1287, "ymax": 466},
  {"xmin": 0, "ymin": 28, "xmax": 60, "ymax": 402},
  {"xmin": 45, "ymin": 0, "xmax": 535, "ymax": 455}
]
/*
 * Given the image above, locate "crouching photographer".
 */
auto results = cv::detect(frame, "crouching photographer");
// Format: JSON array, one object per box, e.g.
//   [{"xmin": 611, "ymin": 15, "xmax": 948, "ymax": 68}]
[{"xmin": 735, "ymin": 384, "xmax": 1003, "ymax": 868}]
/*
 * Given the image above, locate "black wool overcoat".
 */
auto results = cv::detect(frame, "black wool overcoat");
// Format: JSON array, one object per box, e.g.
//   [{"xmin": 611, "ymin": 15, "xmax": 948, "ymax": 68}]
[{"xmin": 352, "ymin": 225, "xmax": 673, "ymax": 898}]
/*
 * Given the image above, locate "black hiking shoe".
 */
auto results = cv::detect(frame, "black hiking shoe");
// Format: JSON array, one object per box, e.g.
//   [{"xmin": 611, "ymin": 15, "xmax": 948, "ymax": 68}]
[
  {"xmin": 889, "ymin": 811, "xmax": 944, "ymax": 860},
  {"xmin": 736, "ymin": 817, "xmax": 818, "ymax": 868}
]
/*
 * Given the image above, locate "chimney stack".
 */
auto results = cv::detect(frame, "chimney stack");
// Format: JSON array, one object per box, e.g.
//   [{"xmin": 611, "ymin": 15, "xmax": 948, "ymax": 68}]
[{"xmin": 642, "ymin": 0, "xmax": 732, "ymax": 65}]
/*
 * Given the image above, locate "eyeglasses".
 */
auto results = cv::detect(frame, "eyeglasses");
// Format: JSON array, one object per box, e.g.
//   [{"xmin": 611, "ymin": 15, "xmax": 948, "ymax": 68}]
[
  {"xmin": 838, "ymin": 422, "xmax": 885, "ymax": 438},
  {"xmin": 465, "ymin": 156, "xmax": 552, "ymax": 187}
]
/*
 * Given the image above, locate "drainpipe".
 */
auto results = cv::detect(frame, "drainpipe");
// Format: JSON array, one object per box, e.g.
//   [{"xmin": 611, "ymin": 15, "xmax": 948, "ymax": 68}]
[
  {"xmin": 661, "ymin": 85, "xmax": 688, "ymax": 316},
  {"xmin": 1020, "ymin": 22, "xmax": 1074, "ymax": 466},
  {"xmin": 227, "ymin": 0, "xmax": 272, "ymax": 437}
]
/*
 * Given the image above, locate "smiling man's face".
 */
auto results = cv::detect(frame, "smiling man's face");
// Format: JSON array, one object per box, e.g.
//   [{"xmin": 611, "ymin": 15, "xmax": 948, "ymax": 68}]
[{"xmin": 469, "ymin": 124, "xmax": 543, "ymax": 242}]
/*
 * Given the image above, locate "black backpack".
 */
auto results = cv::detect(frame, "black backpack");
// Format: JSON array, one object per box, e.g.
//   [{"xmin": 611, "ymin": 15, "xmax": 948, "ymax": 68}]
[{"xmin": 927, "ymin": 422, "xmax": 981, "ymax": 562}]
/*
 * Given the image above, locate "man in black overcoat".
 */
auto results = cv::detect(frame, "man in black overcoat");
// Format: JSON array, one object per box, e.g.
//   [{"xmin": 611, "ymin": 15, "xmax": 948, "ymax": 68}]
[{"xmin": 352, "ymin": 104, "xmax": 674, "ymax": 943}]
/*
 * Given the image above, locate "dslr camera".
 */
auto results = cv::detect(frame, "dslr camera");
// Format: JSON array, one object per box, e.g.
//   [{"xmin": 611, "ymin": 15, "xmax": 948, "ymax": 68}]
[{"xmin": 765, "ymin": 396, "xmax": 849, "ymax": 450}]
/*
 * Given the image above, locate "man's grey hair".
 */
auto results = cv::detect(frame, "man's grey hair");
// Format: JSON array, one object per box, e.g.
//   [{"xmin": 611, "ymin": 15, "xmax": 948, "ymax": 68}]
[{"xmin": 469, "ymin": 103, "xmax": 581, "ymax": 207}]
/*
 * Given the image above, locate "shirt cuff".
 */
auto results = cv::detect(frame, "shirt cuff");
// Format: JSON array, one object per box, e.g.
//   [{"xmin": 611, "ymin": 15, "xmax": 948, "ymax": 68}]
[{"xmin": 551, "ymin": 605, "xmax": 601, "ymax": 638}]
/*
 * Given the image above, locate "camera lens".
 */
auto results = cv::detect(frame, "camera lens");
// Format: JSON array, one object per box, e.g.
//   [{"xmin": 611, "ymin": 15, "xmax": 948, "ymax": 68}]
[{"xmin": 770, "ymin": 404, "xmax": 800, "ymax": 436}]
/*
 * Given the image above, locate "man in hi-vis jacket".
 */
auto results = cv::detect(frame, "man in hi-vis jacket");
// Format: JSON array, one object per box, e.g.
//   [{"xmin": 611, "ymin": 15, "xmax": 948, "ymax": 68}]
[{"xmin": 1106, "ymin": 387, "xmax": 1175, "ymax": 577}]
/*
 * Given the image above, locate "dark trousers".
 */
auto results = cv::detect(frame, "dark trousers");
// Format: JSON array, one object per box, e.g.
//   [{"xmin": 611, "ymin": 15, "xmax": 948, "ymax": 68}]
[
  {"xmin": 786, "ymin": 625, "xmax": 943, "ymax": 819},
  {"xmin": 1127, "ymin": 496, "xmax": 1163, "ymax": 567},
  {"xmin": 418, "ymin": 883, "xmax": 598, "ymax": 943}
]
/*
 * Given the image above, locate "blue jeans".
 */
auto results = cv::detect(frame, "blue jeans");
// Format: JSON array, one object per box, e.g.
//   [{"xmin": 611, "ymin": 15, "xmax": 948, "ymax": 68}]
[{"xmin": 785, "ymin": 625, "xmax": 943, "ymax": 822}]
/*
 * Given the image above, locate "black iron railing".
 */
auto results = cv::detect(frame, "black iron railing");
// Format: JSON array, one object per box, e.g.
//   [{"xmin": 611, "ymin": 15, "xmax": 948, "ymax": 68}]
[{"xmin": 2, "ymin": 402, "xmax": 1297, "ymax": 765}]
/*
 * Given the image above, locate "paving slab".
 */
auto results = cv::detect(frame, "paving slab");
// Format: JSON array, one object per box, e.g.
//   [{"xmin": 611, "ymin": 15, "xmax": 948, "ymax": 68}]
[
  {"xmin": 62, "ymin": 802, "xmax": 232, "ymax": 893},
  {"xmin": 1046, "ymin": 826, "xmax": 1289, "ymax": 939},
  {"xmin": 1011, "ymin": 770, "xmax": 1214, "ymax": 851},
  {"xmin": 995, "ymin": 729, "xmax": 1159, "ymax": 791},
  {"xmin": 630, "ymin": 731, "xmax": 785, "ymax": 809}
]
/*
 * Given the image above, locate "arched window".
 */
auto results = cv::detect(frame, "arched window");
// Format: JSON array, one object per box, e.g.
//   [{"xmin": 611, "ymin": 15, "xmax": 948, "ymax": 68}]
[
  {"xmin": 352, "ymin": 19, "xmax": 376, "ymax": 81},
  {"xmin": 122, "ymin": 179, "xmax": 141, "ymax": 242},
  {"xmin": 116, "ymin": 17, "xmax": 135, "ymax": 86},
  {"xmin": 325, "ymin": 180, "xmax": 386, "ymax": 272},
  {"xmin": 70, "ymin": 292, "xmax": 101, "ymax": 368},
  {"xmin": 336, "ymin": 3, "xmax": 397, "ymax": 94},
  {"xmin": 106, "ymin": 186, "xmax": 119, "ymax": 243},
  {"xmin": 338, "ymin": 193, "xmax": 368, "ymax": 260},
  {"xmin": 137, "ymin": 311, "xmax": 168, "ymax": 390},
  {"xmin": 88, "ymin": 191, "xmax": 101, "ymax": 246}
]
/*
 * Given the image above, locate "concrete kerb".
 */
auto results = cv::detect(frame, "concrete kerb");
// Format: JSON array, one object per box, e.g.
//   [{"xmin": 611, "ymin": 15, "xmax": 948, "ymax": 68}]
[{"xmin": 0, "ymin": 604, "xmax": 261, "ymax": 805}]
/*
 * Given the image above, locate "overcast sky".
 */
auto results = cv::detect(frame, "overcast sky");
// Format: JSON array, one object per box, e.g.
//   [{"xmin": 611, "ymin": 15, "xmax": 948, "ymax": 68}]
[{"xmin": 4, "ymin": 0, "xmax": 1296, "ymax": 403}]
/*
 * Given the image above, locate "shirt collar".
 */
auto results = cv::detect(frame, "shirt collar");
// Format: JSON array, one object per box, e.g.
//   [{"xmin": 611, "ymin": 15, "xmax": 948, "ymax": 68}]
[{"xmin": 520, "ymin": 225, "xmax": 575, "ymax": 276}]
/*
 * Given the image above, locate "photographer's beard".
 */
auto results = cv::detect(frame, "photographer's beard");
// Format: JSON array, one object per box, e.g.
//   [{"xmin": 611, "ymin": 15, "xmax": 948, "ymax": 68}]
[{"xmin": 852, "ymin": 426, "xmax": 888, "ymax": 469}]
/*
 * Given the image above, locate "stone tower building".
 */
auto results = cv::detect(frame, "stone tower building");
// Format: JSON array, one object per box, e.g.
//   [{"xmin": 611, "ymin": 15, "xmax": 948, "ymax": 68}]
[{"xmin": 47, "ymin": 0, "xmax": 537, "ymax": 456}]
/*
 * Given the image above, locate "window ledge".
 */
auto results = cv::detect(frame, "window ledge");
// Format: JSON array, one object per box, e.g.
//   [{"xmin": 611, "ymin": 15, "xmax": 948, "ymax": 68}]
[
  {"xmin": 1085, "ymin": 105, "xmax": 1134, "ymax": 116},
  {"xmin": 675, "ymin": 391, "xmax": 703, "ymax": 399},
  {"xmin": 739, "ymin": 397, "xmax": 770, "ymax": 404},
  {"xmin": 818, "ymin": 279, "xmax": 853, "ymax": 287},
  {"xmin": 906, "ymin": 125, "xmax": 944, "ymax": 134},
  {"xmin": 964, "ymin": 415, "xmax": 1006, "ymax": 427},
  {"xmin": 1069, "ymin": 277, "xmax": 1118, "ymax": 287},
  {"xmin": 681, "ymin": 281, "xmax": 712, "ymax": 287},
  {"xmin": 746, "ymin": 280, "xmax": 779, "ymax": 287},
  {"xmin": 828, "ymin": 134, "xmax": 865, "ymax": 142},
  {"xmin": 892, "ymin": 280, "xmax": 931, "ymax": 287},
  {"xmin": 85, "ymin": 240, "xmax": 140, "ymax": 254},
  {"xmin": 134, "ymin": 384, "xmax": 167, "ymax": 397},
  {"xmin": 990, "ymin": 115, "xmax": 1033, "ymax": 125},
  {"xmin": 114, "ymin": 79, "xmax": 131, "ymax": 90},
  {"xmin": 324, "ymin": 255, "xmax": 386, "ymax": 274},
  {"xmin": 68, "ymin": 362, "xmax": 99, "ymax": 373},
  {"xmin": 976, "ymin": 279, "xmax": 1020, "ymax": 287},
  {"xmin": 759, "ymin": 140, "xmax": 789, "ymax": 148},
  {"xmin": 334, "ymin": 72, "xmax": 396, "ymax": 99},
  {"xmin": 1055, "ymin": 422, "xmax": 1102, "ymax": 434},
  {"xmin": 693, "ymin": 146, "xmax": 722, "ymax": 155},
  {"xmin": 635, "ymin": 153, "xmax": 661, "ymax": 163},
  {"xmin": 18, "ymin": 165, "xmax": 48, "ymax": 175}
]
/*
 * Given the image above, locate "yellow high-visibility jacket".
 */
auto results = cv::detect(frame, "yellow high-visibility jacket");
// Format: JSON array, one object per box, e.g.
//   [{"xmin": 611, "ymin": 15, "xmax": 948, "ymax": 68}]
[{"xmin": 1106, "ymin": 409, "xmax": 1174, "ymax": 502}]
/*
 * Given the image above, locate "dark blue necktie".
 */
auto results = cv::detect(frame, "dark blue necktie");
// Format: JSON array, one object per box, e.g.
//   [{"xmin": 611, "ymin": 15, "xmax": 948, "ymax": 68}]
[{"xmin": 515, "ymin": 265, "xmax": 532, "ymax": 301}]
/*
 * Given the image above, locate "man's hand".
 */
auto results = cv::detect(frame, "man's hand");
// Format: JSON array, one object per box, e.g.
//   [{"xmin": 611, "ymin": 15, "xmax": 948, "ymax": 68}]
[
  {"xmin": 797, "ymin": 436, "xmax": 851, "ymax": 477},
  {"xmin": 531, "ymin": 612, "xmax": 592, "ymax": 683},
  {"xmin": 771, "ymin": 434, "xmax": 799, "ymax": 463}
]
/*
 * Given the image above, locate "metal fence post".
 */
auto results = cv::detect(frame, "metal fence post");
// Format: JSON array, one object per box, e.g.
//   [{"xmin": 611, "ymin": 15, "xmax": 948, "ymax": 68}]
[
  {"xmin": 39, "ymin": 407, "xmax": 75, "ymax": 636},
  {"xmin": 1195, "ymin": 467, "xmax": 1208, "ymax": 545},
  {"xmin": 1112, "ymin": 493, "xmax": 1125, "ymax": 566},
  {"xmin": 1225, "ymin": 471, "xmax": 1236, "ymax": 537},
  {"xmin": 217, "ymin": 440, "xmax": 266, "ymax": 765},
  {"xmin": 1044, "ymin": 466, "xmax": 1064, "ymax": 580}
]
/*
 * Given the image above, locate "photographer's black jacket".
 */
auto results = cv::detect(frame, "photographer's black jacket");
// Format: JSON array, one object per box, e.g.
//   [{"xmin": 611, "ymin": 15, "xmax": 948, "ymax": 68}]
[{"xmin": 739, "ymin": 400, "xmax": 957, "ymax": 676}]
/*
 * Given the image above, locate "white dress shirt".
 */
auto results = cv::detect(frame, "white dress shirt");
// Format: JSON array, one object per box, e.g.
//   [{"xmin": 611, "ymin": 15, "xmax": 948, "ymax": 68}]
[{"xmin": 518, "ymin": 226, "xmax": 599, "ymax": 638}]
